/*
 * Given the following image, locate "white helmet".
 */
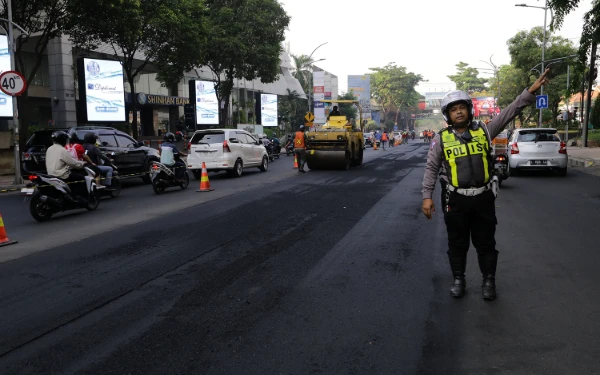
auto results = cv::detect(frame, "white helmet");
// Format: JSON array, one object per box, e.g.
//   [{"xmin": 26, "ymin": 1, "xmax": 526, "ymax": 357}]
[{"xmin": 441, "ymin": 90, "xmax": 474, "ymax": 125}]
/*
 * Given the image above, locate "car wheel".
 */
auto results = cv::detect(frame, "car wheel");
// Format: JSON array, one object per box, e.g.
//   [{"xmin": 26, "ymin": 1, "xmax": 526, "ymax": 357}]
[
  {"xmin": 231, "ymin": 159, "xmax": 243, "ymax": 177},
  {"xmin": 192, "ymin": 170, "xmax": 201, "ymax": 180},
  {"xmin": 557, "ymin": 167, "xmax": 567, "ymax": 177},
  {"xmin": 259, "ymin": 156, "xmax": 268, "ymax": 172},
  {"xmin": 142, "ymin": 159, "xmax": 157, "ymax": 184}
]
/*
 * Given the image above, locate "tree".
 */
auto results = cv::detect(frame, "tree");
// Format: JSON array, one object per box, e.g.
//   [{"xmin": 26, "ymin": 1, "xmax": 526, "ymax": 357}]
[
  {"xmin": 0, "ymin": 0, "xmax": 67, "ymax": 146},
  {"xmin": 447, "ymin": 62, "xmax": 488, "ymax": 92},
  {"xmin": 202, "ymin": 0, "xmax": 290, "ymax": 126},
  {"xmin": 336, "ymin": 91, "xmax": 358, "ymax": 123},
  {"xmin": 506, "ymin": 27, "xmax": 580, "ymax": 126},
  {"xmin": 66, "ymin": 0, "xmax": 202, "ymax": 139},
  {"xmin": 370, "ymin": 63, "xmax": 423, "ymax": 124},
  {"xmin": 488, "ymin": 64, "xmax": 534, "ymax": 126},
  {"xmin": 549, "ymin": 0, "xmax": 600, "ymax": 58},
  {"xmin": 290, "ymin": 54, "xmax": 314, "ymax": 96}
]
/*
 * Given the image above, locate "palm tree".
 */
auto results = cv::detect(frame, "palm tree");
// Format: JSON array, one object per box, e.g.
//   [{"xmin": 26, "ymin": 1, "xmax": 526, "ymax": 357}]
[{"xmin": 291, "ymin": 54, "xmax": 314, "ymax": 95}]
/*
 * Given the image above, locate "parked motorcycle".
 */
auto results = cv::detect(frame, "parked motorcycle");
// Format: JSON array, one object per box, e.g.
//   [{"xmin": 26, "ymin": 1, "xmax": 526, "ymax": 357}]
[
  {"xmin": 150, "ymin": 158, "xmax": 189, "ymax": 194},
  {"xmin": 22, "ymin": 166, "xmax": 100, "ymax": 222},
  {"xmin": 494, "ymin": 153, "xmax": 509, "ymax": 187}
]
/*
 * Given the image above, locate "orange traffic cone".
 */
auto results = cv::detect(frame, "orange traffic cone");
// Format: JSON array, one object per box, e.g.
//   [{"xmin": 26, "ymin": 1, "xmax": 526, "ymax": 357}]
[
  {"xmin": 293, "ymin": 154, "xmax": 299, "ymax": 169},
  {"xmin": 373, "ymin": 141, "xmax": 378, "ymax": 150},
  {"xmin": 197, "ymin": 162, "xmax": 214, "ymax": 192},
  {"xmin": 0, "ymin": 213, "xmax": 17, "ymax": 247}
]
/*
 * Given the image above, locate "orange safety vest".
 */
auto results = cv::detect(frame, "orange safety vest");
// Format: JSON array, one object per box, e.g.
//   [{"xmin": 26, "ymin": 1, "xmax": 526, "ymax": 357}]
[
  {"xmin": 294, "ymin": 131, "xmax": 305, "ymax": 149},
  {"xmin": 382, "ymin": 133, "xmax": 388, "ymax": 141}
]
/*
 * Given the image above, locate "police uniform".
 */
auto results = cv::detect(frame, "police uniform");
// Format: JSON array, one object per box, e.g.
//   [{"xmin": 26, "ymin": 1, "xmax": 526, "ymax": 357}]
[{"xmin": 422, "ymin": 89, "xmax": 536, "ymax": 300}]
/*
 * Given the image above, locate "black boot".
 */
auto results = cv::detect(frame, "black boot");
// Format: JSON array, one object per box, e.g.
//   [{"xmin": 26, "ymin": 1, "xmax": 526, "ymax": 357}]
[
  {"xmin": 450, "ymin": 277, "xmax": 466, "ymax": 298},
  {"xmin": 448, "ymin": 254, "xmax": 467, "ymax": 298},
  {"xmin": 482, "ymin": 275, "xmax": 496, "ymax": 301},
  {"xmin": 477, "ymin": 252, "xmax": 498, "ymax": 300}
]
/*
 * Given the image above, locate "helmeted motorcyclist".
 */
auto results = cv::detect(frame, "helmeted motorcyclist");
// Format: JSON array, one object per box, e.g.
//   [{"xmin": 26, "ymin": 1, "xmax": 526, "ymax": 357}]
[
  {"xmin": 160, "ymin": 132, "xmax": 187, "ymax": 182},
  {"xmin": 82, "ymin": 132, "xmax": 114, "ymax": 187},
  {"xmin": 45, "ymin": 131, "xmax": 87, "ymax": 199}
]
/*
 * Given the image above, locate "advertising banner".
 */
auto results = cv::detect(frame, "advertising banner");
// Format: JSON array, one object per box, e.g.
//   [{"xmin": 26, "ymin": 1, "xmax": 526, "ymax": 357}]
[
  {"xmin": 314, "ymin": 101, "xmax": 326, "ymax": 123},
  {"xmin": 0, "ymin": 36, "xmax": 14, "ymax": 118},
  {"xmin": 348, "ymin": 75, "xmax": 371, "ymax": 120},
  {"xmin": 313, "ymin": 71, "xmax": 324, "ymax": 87},
  {"xmin": 471, "ymin": 97, "xmax": 499, "ymax": 117},
  {"xmin": 260, "ymin": 93, "xmax": 278, "ymax": 127},
  {"xmin": 195, "ymin": 80, "xmax": 219, "ymax": 125},
  {"xmin": 82, "ymin": 58, "xmax": 126, "ymax": 122}
]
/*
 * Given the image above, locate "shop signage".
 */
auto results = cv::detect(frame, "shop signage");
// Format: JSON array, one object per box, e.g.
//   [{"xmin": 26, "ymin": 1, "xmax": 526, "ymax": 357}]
[{"xmin": 137, "ymin": 93, "xmax": 190, "ymax": 106}]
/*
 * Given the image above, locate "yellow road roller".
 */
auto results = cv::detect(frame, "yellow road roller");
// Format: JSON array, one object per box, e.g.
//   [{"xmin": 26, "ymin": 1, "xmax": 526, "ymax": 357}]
[{"xmin": 306, "ymin": 100, "xmax": 365, "ymax": 170}]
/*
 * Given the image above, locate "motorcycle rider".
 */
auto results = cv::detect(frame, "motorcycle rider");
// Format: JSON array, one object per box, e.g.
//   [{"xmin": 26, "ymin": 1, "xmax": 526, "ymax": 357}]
[
  {"xmin": 271, "ymin": 136, "xmax": 281, "ymax": 155},
  {"xmin": 45, "ymin": 131, "xmax": 87, "ymax": 200},
  {"xmin": 82, "ymin": 132, "xmax": 114, "ymax": 187},
  {"xmin": 160, "ymin": 132, "xmax": 187, "ymax": 182}
]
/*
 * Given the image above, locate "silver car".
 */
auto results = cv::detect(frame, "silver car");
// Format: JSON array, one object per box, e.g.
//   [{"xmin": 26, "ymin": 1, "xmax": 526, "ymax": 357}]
[{"xmin": 508, "ymin": 128, "xmax": 568, "ymax": 176}]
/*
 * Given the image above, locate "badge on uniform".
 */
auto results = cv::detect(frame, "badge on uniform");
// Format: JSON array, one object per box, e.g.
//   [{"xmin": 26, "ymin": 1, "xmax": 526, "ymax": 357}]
[{"xmin": 430, "ymin": 140, "xmax": 436, "ymax": 149}]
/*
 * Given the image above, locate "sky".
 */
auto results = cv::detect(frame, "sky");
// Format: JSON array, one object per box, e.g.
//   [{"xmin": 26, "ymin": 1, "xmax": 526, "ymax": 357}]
[{"xmin": 281, "ymin": 0, "xmax": 593, "ymax": 95}]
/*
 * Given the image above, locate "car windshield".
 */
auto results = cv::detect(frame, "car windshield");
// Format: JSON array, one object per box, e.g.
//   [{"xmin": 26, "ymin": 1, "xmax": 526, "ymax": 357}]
[
  {"xmin": 518, "ymin": 131, "xmax": 560, "ymax": 142},
  {"xmin": 190, "ymin": 132, "xmax": 225, "ymax": 144},
  {"xmin": 26, "ymin": 131, "xmax": 57, "ymax": 148}
]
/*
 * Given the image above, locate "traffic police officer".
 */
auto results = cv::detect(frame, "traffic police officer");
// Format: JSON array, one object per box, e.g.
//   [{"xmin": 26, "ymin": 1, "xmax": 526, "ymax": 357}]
[{"xmin": 421, "ymin": 68, "xmax": 550, "ymax": 301}]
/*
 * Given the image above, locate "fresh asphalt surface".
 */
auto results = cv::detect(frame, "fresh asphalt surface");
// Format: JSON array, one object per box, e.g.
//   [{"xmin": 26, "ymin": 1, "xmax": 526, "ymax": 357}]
[{"xmin": 0, "ymin": 142, "xmax": 599, "ymax": 374}]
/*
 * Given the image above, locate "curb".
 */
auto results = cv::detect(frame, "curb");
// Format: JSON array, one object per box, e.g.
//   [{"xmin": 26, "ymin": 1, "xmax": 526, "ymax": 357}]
[
  {"xmin": 568, "ymin": 157, "xmax": 597, "ymax": 168},
  {"xmin": 0, "ymin": 184, "xmax": 25, "ymax": 194}
]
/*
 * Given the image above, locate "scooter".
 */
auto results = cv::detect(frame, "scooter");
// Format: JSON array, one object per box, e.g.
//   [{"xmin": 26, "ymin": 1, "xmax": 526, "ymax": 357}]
[
  {"xmin": 150, "ymin": 157, "xmax": 189, "ymax": 194},
  {"xmin": 22, "ymin": 166, "xmax": 100, "ymax": 222},
  {"xmin": 97, "ymin": 162, "xmax": 121, "ymax": 198},
  {"xmin": 285, "ymin": 143, "xmax": 294, "ymax": 156},
  {"xmin": 494, "ymin": 153, "xmax": 509, "ymax": 187}
]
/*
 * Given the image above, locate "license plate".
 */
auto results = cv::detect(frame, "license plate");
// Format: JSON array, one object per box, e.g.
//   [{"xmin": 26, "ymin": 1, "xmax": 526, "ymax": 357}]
[
  {"xmin": 530, "ymin": 160, "xmax": 547, "ymax": 165},
  {"xmin": 20, "ymin": 188, "xmax": 34, "ymax": 195}
]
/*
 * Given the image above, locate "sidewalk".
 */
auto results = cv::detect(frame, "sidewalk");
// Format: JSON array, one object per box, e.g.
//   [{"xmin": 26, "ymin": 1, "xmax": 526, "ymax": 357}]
[
  {"xmin": 567, "ymin": 146, "xmax": 600, "ymax": 168},
  {"xmin": 0, "ymin": 175, "xmax": 24, "ymax": 194}
]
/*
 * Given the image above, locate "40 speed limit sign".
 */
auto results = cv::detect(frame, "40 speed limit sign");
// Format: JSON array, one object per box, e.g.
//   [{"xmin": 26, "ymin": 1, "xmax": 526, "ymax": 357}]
[{"xmin": 0, "ymin": 70, "xmax": 27, "ymax": 96}]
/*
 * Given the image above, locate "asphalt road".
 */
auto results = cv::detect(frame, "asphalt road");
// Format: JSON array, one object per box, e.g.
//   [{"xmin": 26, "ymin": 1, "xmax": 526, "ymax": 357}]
[{"xmin": 0, "ymin": 141, "xmax": 599, "ymax": 374}]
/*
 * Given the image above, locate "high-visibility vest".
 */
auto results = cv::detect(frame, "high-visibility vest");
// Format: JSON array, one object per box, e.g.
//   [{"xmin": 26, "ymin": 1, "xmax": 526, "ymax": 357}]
[
  {"xmin": 440, "ymin": 127, "xmax": 492, "ymax": 188},
  {"xmin": 382, "ymin": 133, "xmax": 388, "ymax": 141},
  {"xmin": 294, "ymin": 131, "xmax": 305, "ymax": 149}
]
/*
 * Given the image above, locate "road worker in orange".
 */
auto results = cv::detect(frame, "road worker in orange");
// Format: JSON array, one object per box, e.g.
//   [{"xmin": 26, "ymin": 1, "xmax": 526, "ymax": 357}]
[{"xmin": 294, "ymin": 125, "xmax": 308, "ymax": 173}]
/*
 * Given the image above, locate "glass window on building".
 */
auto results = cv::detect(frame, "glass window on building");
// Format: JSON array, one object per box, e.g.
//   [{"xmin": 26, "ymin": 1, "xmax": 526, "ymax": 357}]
[{"xmin": 20, "ymin": 52, "xmax": 50, "ymax": 87}]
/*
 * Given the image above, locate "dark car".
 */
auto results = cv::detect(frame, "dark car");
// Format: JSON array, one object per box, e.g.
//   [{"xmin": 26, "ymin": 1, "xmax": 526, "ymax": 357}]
[{"xmin": 22, "ymin": 126, "xmax": 160, "ymax": 184}]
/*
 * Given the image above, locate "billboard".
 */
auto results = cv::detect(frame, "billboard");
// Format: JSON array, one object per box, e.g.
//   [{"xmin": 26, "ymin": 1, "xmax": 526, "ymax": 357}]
[
  {"xmin": 348, "ymin": 75, "xmax": 371, "ymax": 120},
  {"xmin": 80, "ymin": 58, "xmax": 126, "ymax": 122},
  {"xmin": 194, "ymin": 80, "xmax": 219, "ymax": 125},
  {"xmin": 0, "ymin": 36, "xmax": 14, "ymax": 118},
  {"xmin": 260, "ymin": 93, "xmax": 277, "ymax": 127},
  {"xmin": 472, "ymin": 97, "xmax": 499, "ymax": 117}
]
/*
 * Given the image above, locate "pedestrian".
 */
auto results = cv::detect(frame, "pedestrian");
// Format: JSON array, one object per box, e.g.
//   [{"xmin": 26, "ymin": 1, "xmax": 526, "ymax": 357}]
[
  {"xmin": 381, "ymin": 131, "xmax": 388, "ymax": 150},
  {"xmin": 389, "ymin": 131, "xmax": 395, "ymax": 147},
  {"xmin": 294, "ymin": 125, "xmax": 308, "ymax": 173},
  {"xmin": 421, "ymin": 68, "xmax": 550, "ymax": 301}
]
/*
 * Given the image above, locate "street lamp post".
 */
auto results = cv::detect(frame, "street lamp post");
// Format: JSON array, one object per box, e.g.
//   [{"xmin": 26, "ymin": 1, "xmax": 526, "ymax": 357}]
[{"xmin": 516, "ymin": 1, "xmax": 548, "ymax": 126}]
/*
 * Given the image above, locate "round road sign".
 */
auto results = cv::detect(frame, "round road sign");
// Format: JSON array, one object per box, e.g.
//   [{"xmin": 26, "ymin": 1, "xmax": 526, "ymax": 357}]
[{"xmin": 0, "ymin": 70, "xmax": 27, "ymax": 96}]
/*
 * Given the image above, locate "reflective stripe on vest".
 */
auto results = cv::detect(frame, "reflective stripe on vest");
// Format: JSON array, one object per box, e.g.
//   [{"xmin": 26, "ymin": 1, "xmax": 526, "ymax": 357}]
[
  {"xmin": 441, "ymin": 127, "xmax": 490, "ymax": 188},
  {"xmin": 294, "ymin": 131, "xmax": 305, "ymax": 149}
]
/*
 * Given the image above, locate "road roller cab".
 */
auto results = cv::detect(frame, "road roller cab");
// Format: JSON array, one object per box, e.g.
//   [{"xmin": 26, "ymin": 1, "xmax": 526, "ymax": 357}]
[{"xmin": 306, "ymin": 100, "xmax": 365, "ymax": 170}]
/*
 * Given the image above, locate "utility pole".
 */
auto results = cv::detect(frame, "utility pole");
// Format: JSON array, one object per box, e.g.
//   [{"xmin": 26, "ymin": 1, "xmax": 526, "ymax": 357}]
[{"xmin": 582, "ymin": 43, "xmax": 597, "ymax": 148}]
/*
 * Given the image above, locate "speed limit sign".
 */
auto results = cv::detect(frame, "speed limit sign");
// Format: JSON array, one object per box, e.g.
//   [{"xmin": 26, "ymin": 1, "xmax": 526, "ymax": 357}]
[{"xmin": 0, "ymin": 70, "xmax": 27, "ymax": 96}]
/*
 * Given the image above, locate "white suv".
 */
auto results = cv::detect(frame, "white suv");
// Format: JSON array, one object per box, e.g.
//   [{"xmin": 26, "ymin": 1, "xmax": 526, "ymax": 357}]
[{"xmin": 187, "ymin": 129, "xmax": 269, "ymax": 178}]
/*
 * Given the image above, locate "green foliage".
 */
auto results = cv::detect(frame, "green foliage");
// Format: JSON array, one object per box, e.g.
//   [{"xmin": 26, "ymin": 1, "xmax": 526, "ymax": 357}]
[
  {"xmin": 506, "ymin": 27, "xmax": 580, "ymax": 126},
  {"xmin": 369, "ymin": 63, "xmax": 423, "ymax": 123},
  {"xmin": 447, "ymin": 62, "xmax": 488, "ymax": 92},
  {"xmin": 203, "ymin": 0, "xmax": 290, "ymax": 125},
  {"xmin": 336, "ymin": 91, "xmax": 358, "ymax": 122},
  {"xmin": 549, "ymin": 0, "xmax": 600, "ymax": 62},
  {"xmin": 365, "ymin": 120, "xmax": 378, "ymax": 131},
  {"xmin": 290, "ymin": 54, "xmax": 314, "ymax": 96}
]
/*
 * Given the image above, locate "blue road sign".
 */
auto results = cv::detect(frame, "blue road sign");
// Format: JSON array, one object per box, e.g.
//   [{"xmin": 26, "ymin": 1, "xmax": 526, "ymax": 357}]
[
  {"xmin": 394, "ymin": 126, "xmax": 398, "ymax": 131},
  {"xmin": 536, "ymin": 95, "xmax": 549, "ymax": 109}
]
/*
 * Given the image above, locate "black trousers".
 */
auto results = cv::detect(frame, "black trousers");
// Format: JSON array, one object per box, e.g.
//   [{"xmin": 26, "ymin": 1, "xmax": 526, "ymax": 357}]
[{"xmin": 441, "ymin": 183, "xmax": 499, "ymax": 277}]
